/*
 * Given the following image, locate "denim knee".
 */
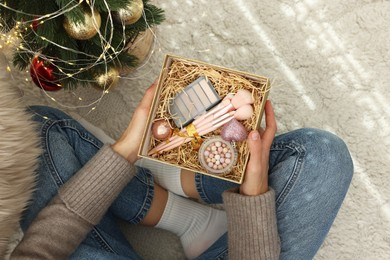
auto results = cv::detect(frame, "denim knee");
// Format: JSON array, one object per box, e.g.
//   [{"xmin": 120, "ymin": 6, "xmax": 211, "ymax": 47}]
[
  {"xmin": 109, "ymin": 166, "xmax": 155, "ymax": 224},
  {"xmin": 28, "ymin": 105, "xmax": 74, "ymax": 123},
  {"xmin": 296, "ymin": 128, "xmax": 354, "ymax": 183}
]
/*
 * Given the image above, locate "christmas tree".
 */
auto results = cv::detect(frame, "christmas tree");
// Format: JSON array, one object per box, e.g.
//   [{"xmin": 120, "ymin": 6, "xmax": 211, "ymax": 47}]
[{"xmin": 0, "ymin": 0, "xmax": 164, "ymax": 90}]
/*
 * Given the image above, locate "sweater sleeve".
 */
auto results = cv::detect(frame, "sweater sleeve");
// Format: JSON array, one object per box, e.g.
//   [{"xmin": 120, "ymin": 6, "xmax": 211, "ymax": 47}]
[
  {"xmin": 222, "ymin": 188, "xmax": 280, "ymax": 260},
  {"xmin": 11, "ymin": 145, "xmax": 136, "ymax": 259}
]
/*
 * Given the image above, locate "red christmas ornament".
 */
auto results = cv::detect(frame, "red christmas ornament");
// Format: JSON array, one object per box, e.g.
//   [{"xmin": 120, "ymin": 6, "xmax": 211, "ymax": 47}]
[
  {"xmin": 32, "ymin": 19, "xmax": 39, "ymax": 31},
  {"xmin": 30, "ymin": 57, "xmax": 62, "ymax": 91}
]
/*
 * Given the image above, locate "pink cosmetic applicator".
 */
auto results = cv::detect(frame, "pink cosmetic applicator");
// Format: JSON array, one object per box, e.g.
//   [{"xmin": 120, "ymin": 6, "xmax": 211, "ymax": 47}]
[
  {"xmin": 159, "ymin": 112, "xmax": 237, "ymax": 153},
  {"xmin": 148, "ymin": 91, "xmax": 254, "ymax": 155},
  {"xmin": 148, "ymin": 103, "xmax": 254, "ymax": 155},
  {"xmin": 232, "ymin": 104, "xmax": 253, "ymax": 120},
  {"xmin": 149, "ymin": 111, "xmax": 236, "ymax": 155},
  {"xmin": 191, "ymin": 90, "xmax": 252, "ymax": 131},
  {"xmin": 212, "ymin": 89, "xmax": 254, "ymax": 118},
  {"xmin": 149, "ymin": 95, "xmax": 233, "ymax": 151}
]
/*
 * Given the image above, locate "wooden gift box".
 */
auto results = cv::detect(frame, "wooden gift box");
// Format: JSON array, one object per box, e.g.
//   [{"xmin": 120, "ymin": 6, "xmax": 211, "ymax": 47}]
[{"xmin": 139, "ymin": 54, "xmax": 270, "ymax": 183}]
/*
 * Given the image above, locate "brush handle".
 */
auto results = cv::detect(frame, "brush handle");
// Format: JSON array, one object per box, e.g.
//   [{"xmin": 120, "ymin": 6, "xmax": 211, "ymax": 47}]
[
  {"xmin": 192, "ymin": 99, "xmax": 231, "ymax": 126},
  {"xmin": 198, "ymin": 115, "xmax": 234, "ymax": 135},
  {"xmin": 212, "ymin": 104, "xmax": 234, "ymax": 119},
  {"xmin": 196, "ymin": 111, "xmax": 235, "ymax": 134},
  {"xmin": 149, "ymin": 111, "xmax": 234, "ymax": 155},
  {"xmin": 150, "ymin": 102, "xmax": 230, "ymax": 154},
  {"xmin": 153, "ymin": 114, "xmax": 235, "ymax": 154}
]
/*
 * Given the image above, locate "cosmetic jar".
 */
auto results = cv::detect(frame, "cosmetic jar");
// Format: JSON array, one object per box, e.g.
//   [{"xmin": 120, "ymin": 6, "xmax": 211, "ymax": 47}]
[{"xmin": 198, "ymin": 136, "xmax": 237, "ymax": 175}]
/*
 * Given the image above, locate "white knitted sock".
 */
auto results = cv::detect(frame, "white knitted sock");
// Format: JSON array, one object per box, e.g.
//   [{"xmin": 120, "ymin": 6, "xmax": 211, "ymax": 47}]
[
  {"xmin": 156, "ymin": 191, "xmax": 227, "ymax": 259},
  {"xmin": 136, "ymin": 159, "xmax": 187, "ymax": 197}
]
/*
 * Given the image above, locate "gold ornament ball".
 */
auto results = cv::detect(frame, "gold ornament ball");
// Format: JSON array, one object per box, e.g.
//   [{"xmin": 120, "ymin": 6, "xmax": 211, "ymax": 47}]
[
  {"xmin": 113, "ymin": 0, "xmax": 144, "ymax": 25},
  {"xmin": 95, "ymin": 67, "xmax": 120, "ymax": 90},
  {"xmin": 120, "ymin": 28, "xmax": 155, "ymax": 75},
  {"xmin": 64, "ymin": 9, "xmax": 101, "ymax": 40}
]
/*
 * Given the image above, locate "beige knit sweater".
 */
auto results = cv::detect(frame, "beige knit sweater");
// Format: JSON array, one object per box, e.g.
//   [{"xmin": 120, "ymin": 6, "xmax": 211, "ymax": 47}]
[{"xmin": 11, "ymin": 145, "xmax": 280, "ymax": 259}]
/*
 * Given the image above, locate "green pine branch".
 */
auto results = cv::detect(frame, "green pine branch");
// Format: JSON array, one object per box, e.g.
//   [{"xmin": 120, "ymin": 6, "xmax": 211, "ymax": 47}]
[{"xmin": 1, "ymin": 0, "xmax": 165, "ymax": 90}]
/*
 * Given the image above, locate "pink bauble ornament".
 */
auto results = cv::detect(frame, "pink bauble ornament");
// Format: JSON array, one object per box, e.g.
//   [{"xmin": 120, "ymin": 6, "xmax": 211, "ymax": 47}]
[{"xmin": 221, "ymin": 119, "xmax": 248, "ymax": 142}]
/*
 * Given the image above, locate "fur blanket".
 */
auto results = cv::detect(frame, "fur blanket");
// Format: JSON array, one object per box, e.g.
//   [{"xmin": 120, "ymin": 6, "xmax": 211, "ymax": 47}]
[{"xmin": 0, "ymin": 52, "xmax": 41, "ymax": 258}]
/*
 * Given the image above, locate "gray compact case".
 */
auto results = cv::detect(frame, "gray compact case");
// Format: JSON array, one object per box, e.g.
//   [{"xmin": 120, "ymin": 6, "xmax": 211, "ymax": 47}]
[{"xmin": 169, "ymin": 76, "xmax": 221, "ymax": 128}]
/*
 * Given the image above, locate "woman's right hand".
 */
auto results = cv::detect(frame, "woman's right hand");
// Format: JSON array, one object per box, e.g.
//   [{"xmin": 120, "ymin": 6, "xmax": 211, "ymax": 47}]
[
  {"xmin": 112, "ymin": 81, "xmax": 157, "ymax": 164},
  {"xmin": 240, "ymin": 100, "xmax": 277, "ymax": 196}
]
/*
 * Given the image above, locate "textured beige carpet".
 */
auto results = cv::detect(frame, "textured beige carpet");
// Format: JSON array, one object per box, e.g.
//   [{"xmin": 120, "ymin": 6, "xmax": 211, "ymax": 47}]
[{"xmin": 2, "ymin": 0, "xmax": 389, "ymax": 259}]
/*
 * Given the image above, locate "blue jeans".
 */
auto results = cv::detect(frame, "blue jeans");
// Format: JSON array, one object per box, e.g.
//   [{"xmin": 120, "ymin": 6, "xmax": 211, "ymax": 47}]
[{"xmin": 22, "ymin": 106, "xmax": 353, "ymax": 260}]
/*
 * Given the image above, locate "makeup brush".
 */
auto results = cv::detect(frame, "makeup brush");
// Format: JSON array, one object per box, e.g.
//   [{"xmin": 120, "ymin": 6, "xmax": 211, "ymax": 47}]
[
  {"xmin": 148, "ymin": 90, "xmax": 255, "ymax": 155},
  {"xmin": 150, "ymin": 96, "xmax": 233, "ymax": 149},
  {"xmin": 148, "ymin": 104, "xmax": 253, "ymax": 155},
  {"xmin": 148, "ymin": 103, "xmax": 252, "ymax": 156},
  {"xmin": 233, "ymin": 104, "xmax": 253, "ymax": 120},
  {"xmin": 194, "ymin": 103, "xmax": 253, "ymax": 130},
  {"xmin": 212, "ymin": 89, "xmax": 254, "ymax": 118},
  {"xmin": 158, "ymin": 113, "xmax": 236, "ymax": 154},
  {"xmin": 191, "ymin": 90, "xmax": 251, "ymax": 130},
  {"xmin": 149, "ymin": 111, "xmax": 236, "ymax": 155}
]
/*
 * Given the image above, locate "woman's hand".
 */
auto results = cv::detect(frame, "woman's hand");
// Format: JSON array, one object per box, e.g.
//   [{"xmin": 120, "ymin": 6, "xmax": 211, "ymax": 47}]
[
  {"xmin": 240, "ymin": 100, "xmax": 277, "ymax": 196},
  {"xmin": 112, "ymin": 81, "xmax": 157, "ymax": 164}
]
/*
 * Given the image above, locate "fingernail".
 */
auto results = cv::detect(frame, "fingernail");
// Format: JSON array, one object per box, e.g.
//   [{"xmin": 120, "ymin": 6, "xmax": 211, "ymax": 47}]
[{"xmin": 251, "ymin": 131, "xmax": 260, "ymax": 140}]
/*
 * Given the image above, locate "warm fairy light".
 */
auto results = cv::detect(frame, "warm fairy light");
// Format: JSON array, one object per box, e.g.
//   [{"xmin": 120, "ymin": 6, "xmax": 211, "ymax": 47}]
[
  {"xmin": 6, "ymin": 66, "xmax": 11, "ymax": 72},
  {"xmin": 1, "ymin": 0, "xmax": 161, "ymax": 113}
]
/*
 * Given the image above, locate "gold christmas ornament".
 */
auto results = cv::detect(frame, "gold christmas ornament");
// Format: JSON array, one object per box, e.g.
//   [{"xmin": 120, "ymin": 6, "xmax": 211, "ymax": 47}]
[
  {"xmin": 120, "ymin": 28, "xmax": 155, "ymax": 75},
  {"xmin": 95, "ymin": 67, "xmax": 120, "ymax": 90},
  {"xmin": 113, "ymin": 0, "xmax": 144, "ymax": 25},
  {"xmin": 63, "ymin": 8, "xmax": 101, "ymax": 40},
  {"xmin": 127, "ymin": 29, "xmax": 154, "ymax": 62}
]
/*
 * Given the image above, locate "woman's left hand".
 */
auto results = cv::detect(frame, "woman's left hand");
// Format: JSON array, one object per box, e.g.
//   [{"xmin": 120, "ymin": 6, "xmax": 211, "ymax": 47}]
[
  {"xmin": 239, "ymin": 100, "xmax": 277, "ymax": 196},
  {"xmin": 112, "ymin": 81, "xmax": 157, "ymax": 163}
]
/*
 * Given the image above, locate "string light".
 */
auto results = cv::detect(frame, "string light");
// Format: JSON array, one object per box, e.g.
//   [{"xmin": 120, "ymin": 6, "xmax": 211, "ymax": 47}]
[{"xmin": 1, "ymin": 0, "xmax": 162, "ymax": 117}]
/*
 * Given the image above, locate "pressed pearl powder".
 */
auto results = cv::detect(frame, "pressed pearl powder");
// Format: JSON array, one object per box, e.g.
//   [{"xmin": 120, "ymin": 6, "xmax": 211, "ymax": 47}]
[{"xmin": 198, "ymin": 136, "xmax": 237, "ymax": 175}]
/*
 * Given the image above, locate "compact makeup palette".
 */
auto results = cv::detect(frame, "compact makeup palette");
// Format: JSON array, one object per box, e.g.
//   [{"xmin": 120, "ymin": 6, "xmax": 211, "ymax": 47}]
[{"xmin": 169, "ymin": 76, "xmax": 221, "ymax": 127}]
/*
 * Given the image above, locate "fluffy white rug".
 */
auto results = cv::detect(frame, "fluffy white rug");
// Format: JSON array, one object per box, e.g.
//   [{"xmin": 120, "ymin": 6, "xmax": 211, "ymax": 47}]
[{"xmin": 2, "ymin": 0, "xmax": 389, "ymax": 259}]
